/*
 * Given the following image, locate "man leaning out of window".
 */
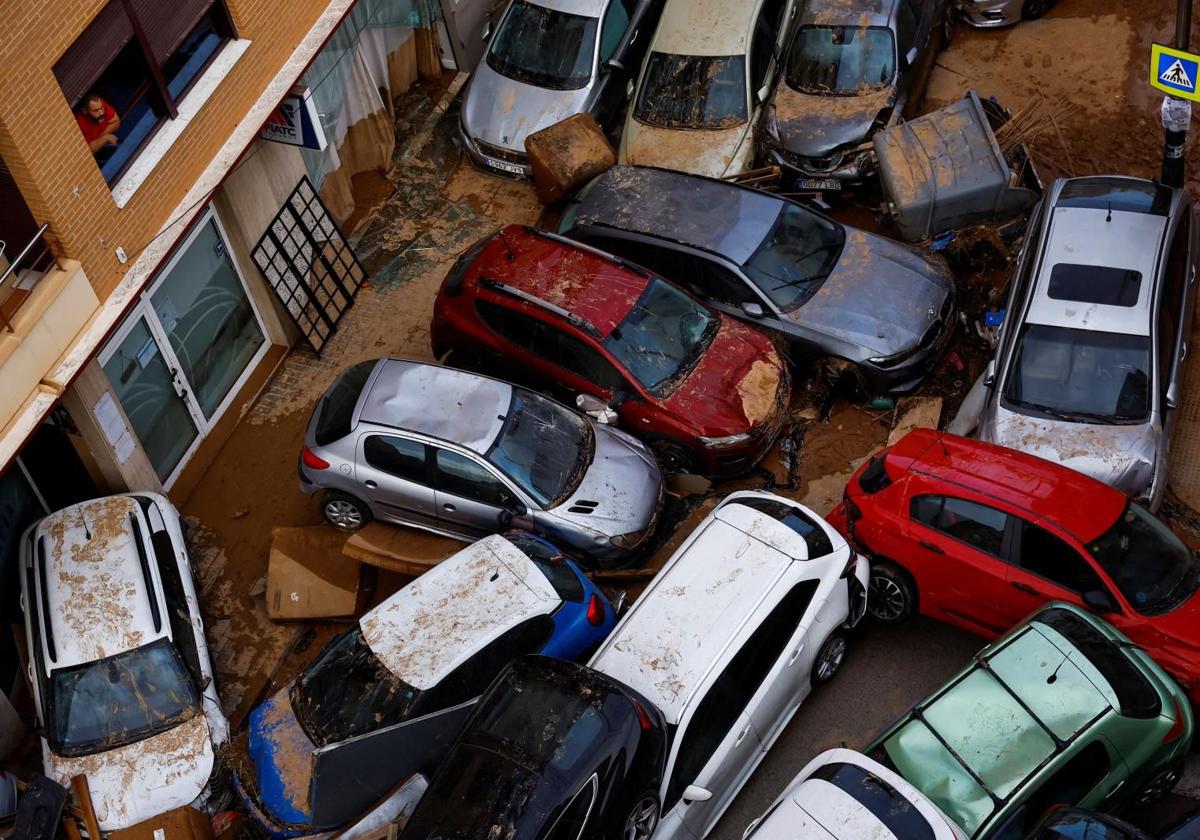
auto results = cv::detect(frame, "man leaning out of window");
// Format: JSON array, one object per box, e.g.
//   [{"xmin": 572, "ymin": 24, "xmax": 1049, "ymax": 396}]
[{"xmin": 76, "ymin": 93, "xmax": 121, "ymax": 157}]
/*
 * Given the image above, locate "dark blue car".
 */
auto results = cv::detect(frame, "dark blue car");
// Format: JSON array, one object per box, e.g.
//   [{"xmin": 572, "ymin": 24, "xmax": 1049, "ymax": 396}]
[{"xmin": 234, "ymin": 531, "xmax": 616, "ymax": 836}]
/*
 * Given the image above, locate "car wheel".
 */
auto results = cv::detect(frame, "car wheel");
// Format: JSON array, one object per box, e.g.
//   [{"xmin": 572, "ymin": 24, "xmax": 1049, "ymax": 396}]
[
  {"xmin": 1131, "ymin": 762, "xmax": 1183, "ymax": 808},
  {"xmin": 622, "ymin": 794, "xmax": 659, "ymax": 840},
  {"xmin": 868, "ymin": 563, "xmax": 916, "ymax": 624},
  {"xmin": 1021, "ymin": 0, "xmax": 1054, "ymax": 19},
  {"xmin": 322, "ymin": 491, "xmax": 371, "ymax": 532},
  {"xmin": 647, "ymin": 437, "xmax": 696, "ymax": 475},
  {"xmin": 812, "ymin": 631, "xmax": 848, "ymax": 685}
]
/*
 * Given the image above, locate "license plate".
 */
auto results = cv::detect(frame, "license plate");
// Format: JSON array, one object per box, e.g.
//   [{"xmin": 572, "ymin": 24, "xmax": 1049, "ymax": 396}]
[
  {"xmin": 485, "ymin": 157, "xmax": 525, "ymax": 175},
  {"xmin": 797, "ymin": 178, "xmax": 842, "ymax": 191}
]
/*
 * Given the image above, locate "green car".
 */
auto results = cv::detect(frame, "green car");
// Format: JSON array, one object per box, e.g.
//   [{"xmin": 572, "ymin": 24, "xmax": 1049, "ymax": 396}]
[{"xmin": 866, "ymin": 602, "xmax": 1193, "ymax": 840}]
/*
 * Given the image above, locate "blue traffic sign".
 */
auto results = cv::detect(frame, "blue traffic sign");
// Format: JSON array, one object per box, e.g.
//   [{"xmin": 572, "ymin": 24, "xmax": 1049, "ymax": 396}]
[{"xmin": 1151, "ymin": 43, "xmax": 1200, "ymax": 100}]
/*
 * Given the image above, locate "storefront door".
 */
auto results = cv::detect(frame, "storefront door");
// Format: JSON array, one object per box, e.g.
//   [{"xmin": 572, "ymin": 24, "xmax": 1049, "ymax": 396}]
[{"xmin": 100, "ymin": 208, "xmax": 268, "ymax": 486}]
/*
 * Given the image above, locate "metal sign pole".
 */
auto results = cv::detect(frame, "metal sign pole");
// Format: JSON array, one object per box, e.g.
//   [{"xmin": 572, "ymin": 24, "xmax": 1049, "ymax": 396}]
[{"xmin": 1163, "ymin": 0, "xmax": 1193, "ymax": 187}]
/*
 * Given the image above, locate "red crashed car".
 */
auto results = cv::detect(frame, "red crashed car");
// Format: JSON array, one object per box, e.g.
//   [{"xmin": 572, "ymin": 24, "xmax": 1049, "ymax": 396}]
[
  {"xmin": 431, "ymin": 225, "xmax": 790, "ymax": 475},
  {"xmin": 829, "ymin": 429, "xmax": 1200, "ymax": 703}
]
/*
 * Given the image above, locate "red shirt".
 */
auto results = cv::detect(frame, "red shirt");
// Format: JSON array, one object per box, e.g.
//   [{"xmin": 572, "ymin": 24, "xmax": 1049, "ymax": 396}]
[{"xmin": 76, "ymin": 100, "xmax": 117, "ymax": 143}]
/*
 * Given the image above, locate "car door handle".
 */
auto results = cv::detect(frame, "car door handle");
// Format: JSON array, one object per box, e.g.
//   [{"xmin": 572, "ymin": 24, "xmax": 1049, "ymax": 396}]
[
  {"xmin": 1011, "ymin": 581, "xmax": 1042, "ymax": 597},
  {"xmin": 734, "ymin": 725, "xmax": 751, "ymax": 746},
  {"xmin": 364, "ymin": 480, "xmax": 377, "ymax": 489},
  {"xmin": 788, "ymin": 644, "xmax": 803, "ymax": 665},
  {"xmin": 918, "ymin": 540, "xmax": 945, "ymax": 555},
  {"xmin": 443, "ymin": 503, "xmax": 456, "ymax": 511},
  {"xmin": 1181, "ymin": 343, "xmax": 1188, "ymax": 362}
]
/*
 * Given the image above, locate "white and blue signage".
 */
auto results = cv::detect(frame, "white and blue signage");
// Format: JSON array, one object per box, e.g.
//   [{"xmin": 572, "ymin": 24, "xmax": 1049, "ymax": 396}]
[{"xmin": 261, "ymin": 86, "xmax": 329, "ymax": 151}]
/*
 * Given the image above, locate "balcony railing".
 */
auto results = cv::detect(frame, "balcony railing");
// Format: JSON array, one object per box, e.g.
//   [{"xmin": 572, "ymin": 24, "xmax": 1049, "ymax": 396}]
[{"xmin": 0, "ymin": 225, "xmax": 63, "ymax": 332}]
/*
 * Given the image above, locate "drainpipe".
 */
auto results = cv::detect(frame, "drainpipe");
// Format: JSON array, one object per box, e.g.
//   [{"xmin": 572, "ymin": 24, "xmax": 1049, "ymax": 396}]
[{"xmin": 1162, "ymin": 0, "xmax": 1193, "ymax": 188}]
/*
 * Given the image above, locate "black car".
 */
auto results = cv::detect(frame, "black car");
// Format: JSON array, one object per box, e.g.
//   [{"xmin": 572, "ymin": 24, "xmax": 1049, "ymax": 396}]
[
  {"xmin": 1031, "ymin": 805, "xmax": 1200, "ymax": 839},
  {"xmin": 400, "ymin": 656, "xmax": 668, "ymax": 840},
  {"xmin": 558, "ymin": 165, "xmax": 957, "ymax": 394},
  {"xmin": 758, "ymin": 0, "xmax": 949, "ymax": 190}
]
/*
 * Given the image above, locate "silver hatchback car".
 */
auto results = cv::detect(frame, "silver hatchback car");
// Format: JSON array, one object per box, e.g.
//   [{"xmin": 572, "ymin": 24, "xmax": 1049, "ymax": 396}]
[
  {"xmin": 299, "ymin": 358, "xmax": 664, "ymax": 564},
  {"xmin": 978, "ymin": 176, "xmax": 1197, "ymax": 511}
]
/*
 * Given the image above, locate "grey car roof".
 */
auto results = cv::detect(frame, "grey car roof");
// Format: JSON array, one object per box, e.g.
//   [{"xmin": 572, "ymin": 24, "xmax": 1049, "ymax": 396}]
[
  {"xmin": 801, "ymin": 0, "xmax": 895, "ymax": 28},
  {"xmin": 1025, "ymin": 206, "xmax": 1166, "ymax": 337},
  {"xmin": 357, "ymin": 359, "xmax": 512, "ymax": 452},
  {"xmin": 526, "ymin": 0, "xmax": 606, "ymax": 17},
  {"xmin": 573, "ymin": 166, "xmax": 786, "ymax": 264}
]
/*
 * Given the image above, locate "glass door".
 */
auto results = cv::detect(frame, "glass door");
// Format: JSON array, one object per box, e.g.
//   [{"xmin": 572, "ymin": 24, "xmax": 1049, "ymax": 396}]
[{"xmin": 101, "ymin": 314, "xmax": 201, "ymax": 483}]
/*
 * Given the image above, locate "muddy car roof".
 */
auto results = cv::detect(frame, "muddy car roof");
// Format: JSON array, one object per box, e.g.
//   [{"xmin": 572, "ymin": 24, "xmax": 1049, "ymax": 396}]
[
  {"xmin": 32, "ymin": 495, "xmax": 169, "ymax": 670},
  {"xmin": 571, "ymin": 166, "xmax": 783, "ymax": 265},
  {"xmin": 530, "ymin": 0, "xmax": 606, "ymax": 16},
  {"xmin": 357, "ymin": 358, "xmax": 511, "ymax": 452},
  {"xmin": 589, "ymin": 500, "xmax": 813, "ymax": 722},
  {"xmin": 359, "ymin": 535, "xmax": 559, "ymax": 690},
  {"xmin": 652, "ymin": 0, "xmax": 760, "ymax": 55},
  {"xmin": 801, "ymin": 0, "xmax": 894, "ymax": 28}
]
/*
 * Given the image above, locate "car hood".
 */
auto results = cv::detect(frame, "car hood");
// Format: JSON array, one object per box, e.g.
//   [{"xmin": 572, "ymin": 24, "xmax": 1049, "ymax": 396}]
[
  {"xmin": 980, "ymin": 407, "xmax": 1157, "ymax": 497},
  {"xmin": 620, "ymin": 118, "xmax": 751, "ymax": 178},
  {"xmin": 769, "ymin": 86, "xmax": 893, "ymax": 158},
  {"xmin": 663, "ymin": 317, "xmax": 787, "ymax": 436},
  {"xmin": 549, "ymin": 425, "xmax": 663, "ymax": 535},
  {"xmin": 462, "ymin": 62, "xmax": 592, "ymax": 153},
  {"xmin": 246, "ymin": 688, "xmax": 317, "ymax": 827},
  {"xmin": 788, "ymin": 229, "xmax": 953, "ymax": 356},
  {"xmin": 46, "ymin": 713, "xmax": 215, "ymax": 831}
]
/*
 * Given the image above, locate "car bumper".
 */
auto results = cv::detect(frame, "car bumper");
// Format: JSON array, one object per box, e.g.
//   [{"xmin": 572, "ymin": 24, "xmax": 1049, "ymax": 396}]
[
  {"xmin": 762, "ymin": 144, "xmax": 872, "ymax": 188},
  {"xmin": 703, "ymin": 366, "xmax": 793, "ymax": 476},
  {"xmin": 458, "ymin": 122, "xmax": 532, "ymax": 179},
  {"xmin": 234, "ymin": 770, "xmax": 311, "ymax": 839},
  {"xmin": 847, "ymin": 553, "xmax": 870, "ymax": 628},
  {"xmin": 297, "ymin": 458, "xmax": 320, "ymax": 497},
  {"xmin": 955, "ymin": 0, "xmax": 1022, "ymax": 27}
]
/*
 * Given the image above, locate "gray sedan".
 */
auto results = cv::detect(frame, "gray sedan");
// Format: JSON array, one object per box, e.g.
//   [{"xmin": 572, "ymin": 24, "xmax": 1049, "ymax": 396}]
[
  {"xmin": 298, "ymin": 358, "xmax": 664, "ymax": 565},
  {"xmin": 977, "ymin": 176, "xmax": 1197, "ymax": 511},
  {"xmin": 558, "ymin": 165, "xmax": 957, "ymax": 394},
  {"xmin": 956, "ymin": 0, "xmax": 1053, "ymax": 28},
  {"xmin": 459, "ymin": 0, "xmax": 661, "ymax": 178}
]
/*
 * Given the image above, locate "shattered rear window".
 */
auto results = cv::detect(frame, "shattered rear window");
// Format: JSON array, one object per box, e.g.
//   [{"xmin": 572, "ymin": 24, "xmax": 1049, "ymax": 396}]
[
  {"xmin": 50, "ymin": 638, "xmax": 199, "ymax": 756},
  {"xmin": 633, "ymin": 52, "xmax": 747, "ymax": 129}
]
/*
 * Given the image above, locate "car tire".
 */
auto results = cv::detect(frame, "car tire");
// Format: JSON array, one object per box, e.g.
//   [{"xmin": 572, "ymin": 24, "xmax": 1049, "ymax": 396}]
[
  {"xmin": 812, "ymin": 631, "xmax": 849, "ymax": 686},
  {"xmin": 619, "ymin": 793, "xmax": 659, "ymax": 840},
  {"xmin": 322, "ymin": 491, "xmax": 372, "ymax": 532},
  {"xmin": 1130, "ymin": 761, "xmax": 1183, "ymax": 809},
  {"xmin": 647, "ymin": 437, "xmax": 696, "ymax": 475},
  {"xmin": 1021, "ymin": 0, "xmax": 1054, "ymax": 19},
  {"xmin": 867, "ymin": 562, "xmax": 916, "ymax": 624}
]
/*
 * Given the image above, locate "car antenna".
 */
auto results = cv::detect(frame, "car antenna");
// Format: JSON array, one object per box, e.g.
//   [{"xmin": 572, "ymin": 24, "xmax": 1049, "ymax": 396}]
[
  {"xmin": 498, "ymin": 229, "xmax": 517, "ymax": 261},
  {"xmin": 1046, "ymin": 653, "xmax": 1069, "ymax": 685},
  {"xmin": 1106, "ymin": 202, "xmax": 1112, "ymax": 223},
  {"xmin": 80, "ymin": 509, "xmax": 91, "ymax": 541},
  {"xmin": 936, "ymin": 431, "xmax": 951, "ymax": 457}
]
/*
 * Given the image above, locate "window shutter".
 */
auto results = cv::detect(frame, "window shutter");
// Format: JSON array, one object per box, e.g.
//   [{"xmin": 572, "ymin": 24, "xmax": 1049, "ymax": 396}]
[
  {"xmin": 127, "ymin": 0, "xmax": 215, "ymax": 65},
  {"xmin": 52, "ymin": 1, "xmax": 135, "ymax": 107}
]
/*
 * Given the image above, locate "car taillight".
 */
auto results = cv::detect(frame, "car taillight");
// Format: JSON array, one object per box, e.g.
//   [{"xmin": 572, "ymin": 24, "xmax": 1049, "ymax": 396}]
[
  {"xmin": 844, "ymin": 493, "xmax": 863, "ymax": 525},
  {"xmin": 632, "ymin": 699, "xmax": 653, "ymax": 731},
  {"xmin": 302, "ymin": 446, "xmax": 330, "ymax": 470},
  {"xmin": 1164, "ymin": 697, "xmax": 1186, "ymax": 744},
  {"xmin": 586, "ymin": 593, "xmax": 605, "ymax": 626}
]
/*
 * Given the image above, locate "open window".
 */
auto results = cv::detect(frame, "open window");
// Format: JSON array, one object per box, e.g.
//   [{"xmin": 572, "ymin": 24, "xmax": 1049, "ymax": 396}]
[{"xmin": 53, "ymin": 0, "xmax": 237, "ymax": 186}]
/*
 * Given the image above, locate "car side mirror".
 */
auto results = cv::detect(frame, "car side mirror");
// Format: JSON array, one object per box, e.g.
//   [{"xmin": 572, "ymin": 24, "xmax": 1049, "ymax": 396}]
[
  {"xmin": 756, "ymin": 84, "xmax": 771, "ymax": 104},
  {"xmin": 682, "ymin": 785, "xmax": 712, "ymax": 803},
  {"xmin": 983, "ymin": 359, "xmax": 997, "ymax": 388},
  {"xmin": 1083, "ymin": 589, "xmax": 1119, "ymax": 614},
  {"xmin": 741, "ymin": 301, "xmax": 765, "ymax": 318},
  {"xmin": 626, "ymin": 79, "xmax": 635, "ymax": 98},
  {"xmin": 200, "ymin": 673, "xmax": 212, "ymax": 691},
  {"xmin": 1167, "ymin": 381, "xmax": 1179, "ymax": 409},
  {"xmin": 904, "ymin": 47, "xmax": 918, "ymax": 66},
  {"xmin": 604, "ymin": 57, "xmax": 626, "ymax": 73},
  {"xmin": 482, "ymin": 20, "xmax": 493, "ymax": 40}
]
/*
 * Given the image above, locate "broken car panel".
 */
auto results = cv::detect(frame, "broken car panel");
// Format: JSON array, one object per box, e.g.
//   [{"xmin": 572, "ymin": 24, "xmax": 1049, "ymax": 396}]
[
  {"xmin": 235, "ymin": 533, "xmax": 616, "ymax": 836},
  {"xmin": 559, "ymin": 165, "xmax": 956, "ymax": 393}
]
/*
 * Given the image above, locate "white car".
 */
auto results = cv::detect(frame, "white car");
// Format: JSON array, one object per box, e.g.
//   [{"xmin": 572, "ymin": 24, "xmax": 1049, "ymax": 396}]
[
  {"xmin": 620, "ymin": 0, "xmax": 797, "ymax": 178},
  {"xmin": 589, "ymin": 490, "xmax": 869, "ymax": 839},
  {"xmin": 741, "ymin": 748, "xmax": 968, "ymax": 840},
  {"xmin": 19, "ymin": 493, "xmax": 229, "ymax": 831}
]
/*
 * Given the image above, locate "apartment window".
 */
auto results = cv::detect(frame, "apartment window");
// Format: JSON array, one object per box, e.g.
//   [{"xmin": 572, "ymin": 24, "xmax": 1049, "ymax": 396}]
[{"xmin": 53, "ymin": 0, "xmax": 237, "ymax": 186}]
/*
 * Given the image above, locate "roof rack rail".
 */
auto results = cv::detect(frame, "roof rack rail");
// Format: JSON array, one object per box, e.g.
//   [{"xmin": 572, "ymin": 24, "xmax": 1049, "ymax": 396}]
[
  {"xmin": 480, "ymin": 276, "xmax": 602, "ymax": 338},
  {"xmin": 36, "ymin": 536, "xmax": 56, "ymax": 663},
  {"xmin": 522, "ymin": 226, "xmax": 650, "ymax": 278},
  {"xmin": 128, "ymin": 512, "xmax": 162, "ymax": 634}
]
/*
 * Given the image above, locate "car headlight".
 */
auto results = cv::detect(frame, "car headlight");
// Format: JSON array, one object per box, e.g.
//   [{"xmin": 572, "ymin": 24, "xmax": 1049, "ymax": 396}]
[
  {"xmin": 611, "ymin": 528, "xmax": 649, "ymax": 549},
  {"xmin": 868, "ymin": 346, "xmax": 921, "ymax": 368},
  {"xmin": 698, "ymin": 432, "xmax": 752, "ymax": 449}
]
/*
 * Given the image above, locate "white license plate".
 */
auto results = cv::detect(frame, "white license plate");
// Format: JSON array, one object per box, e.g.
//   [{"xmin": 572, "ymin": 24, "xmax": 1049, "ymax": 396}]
[
  {"xmin": 797, "ymin": 178, "xmax": 842, "ymax": 191},
  {"xmin": 485, "ymin": 157, "xmax": 525, "ymax": 175}
]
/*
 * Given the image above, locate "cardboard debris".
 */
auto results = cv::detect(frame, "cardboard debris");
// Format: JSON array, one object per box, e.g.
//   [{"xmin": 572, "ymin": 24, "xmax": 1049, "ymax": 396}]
[
  {"xmin": 525, "ymin": 113, "xmax": 615, "ymax": 205},
  {"xmin": 267, "ymin": 527, "xmax": 366, "ymax": 620},
  {"xmin": 342, "ymin": 523, "xmax": 461, "ymax": 575},
  {"xmin": 888, "ymin": 397, "xmax": 944, "ymax": 446},
  {"xmin": 108, "ymin": 807, "xmax": 214, "ymax": 840}
]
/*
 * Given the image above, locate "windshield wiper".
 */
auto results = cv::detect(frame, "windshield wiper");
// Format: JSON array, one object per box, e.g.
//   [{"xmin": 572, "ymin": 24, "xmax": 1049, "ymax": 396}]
[{"xmin": 1015, "ymin": 400, "xmax": 1117, "ymax": 425}]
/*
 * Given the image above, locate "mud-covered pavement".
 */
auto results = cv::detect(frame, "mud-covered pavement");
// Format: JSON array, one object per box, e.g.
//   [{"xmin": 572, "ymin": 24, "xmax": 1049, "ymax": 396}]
[{"xmin": 167, "ymin": 0, "xmax": 1200, "ymax": 835}]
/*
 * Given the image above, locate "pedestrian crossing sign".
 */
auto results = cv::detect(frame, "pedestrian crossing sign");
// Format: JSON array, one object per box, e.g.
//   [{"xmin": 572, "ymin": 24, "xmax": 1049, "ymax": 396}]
[{"xmin": 1151, "ymin": 43, "xmax": 1200, "ymax": 100}]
